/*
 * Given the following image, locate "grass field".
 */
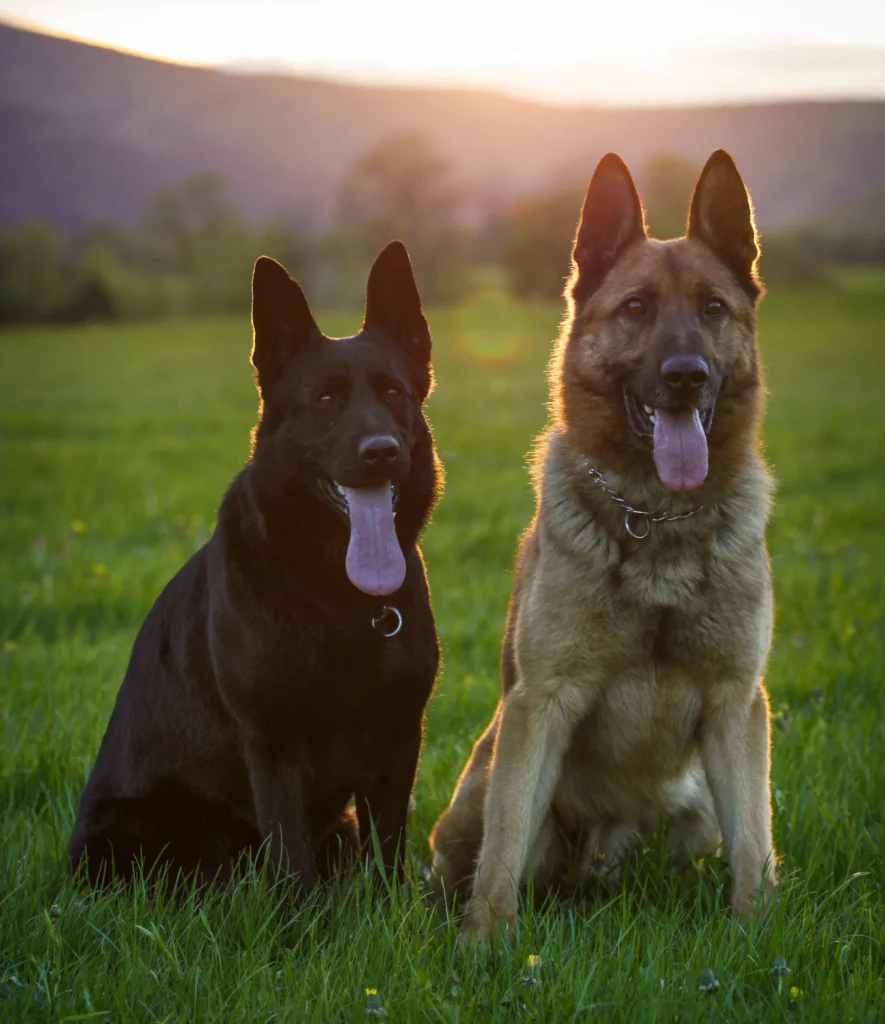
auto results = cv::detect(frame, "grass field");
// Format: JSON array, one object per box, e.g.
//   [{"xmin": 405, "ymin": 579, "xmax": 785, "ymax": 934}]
[{"xmin": 2, "ymin": 278, "xmax": 884, "ymax": 1021}]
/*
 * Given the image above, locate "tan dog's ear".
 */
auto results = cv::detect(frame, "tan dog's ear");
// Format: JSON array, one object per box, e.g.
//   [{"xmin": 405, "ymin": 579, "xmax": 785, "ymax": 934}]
[
  {"xmin": 687, "ymin": 150, "xmax": 762, "ymax": 299},
  {"xmin": 571, "ymin": 153, "xmax": 647, "ymax": 305}
]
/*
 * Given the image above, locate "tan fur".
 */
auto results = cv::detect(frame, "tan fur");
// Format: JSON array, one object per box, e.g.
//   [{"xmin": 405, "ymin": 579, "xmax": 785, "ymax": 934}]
[{"xmin": 430, "ymin": 156, "xmax": 777, "ymax": 944}]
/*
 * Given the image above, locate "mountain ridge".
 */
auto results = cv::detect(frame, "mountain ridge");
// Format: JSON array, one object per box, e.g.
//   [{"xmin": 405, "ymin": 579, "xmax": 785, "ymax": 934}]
[{"xmin": 2, "ymin": 21, "xmax": 884, "ymax": 234}]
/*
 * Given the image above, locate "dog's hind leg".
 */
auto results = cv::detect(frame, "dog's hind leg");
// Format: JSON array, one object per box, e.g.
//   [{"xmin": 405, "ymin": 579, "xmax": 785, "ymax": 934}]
[
  {"xmin": 428, "ymin": 708, "xmax": 500, "ymax": 902},
  {"xmin": 69, "ymin": 791, "xmax": 259, "ymax": 888}
]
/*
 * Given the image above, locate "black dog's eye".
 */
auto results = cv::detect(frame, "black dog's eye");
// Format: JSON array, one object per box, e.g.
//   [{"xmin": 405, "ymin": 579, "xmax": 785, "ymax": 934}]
[
  {"xmin": 316, "ymin": 386, "xmax": 344, "ymax": 406},
  {"xmin": 315, "ymin": 378, "xmax": 348, "ymax": 406},
  {"xmin": 385, "ymin": 385, "xmax": 402, "ymax": 400},
  {"xmin": 623, "ymin": 297, "xmax": 647, "ymax": 316},
  {"xmin": 705, "ymin": 297, "xmax": 727, "ymax": 317}
]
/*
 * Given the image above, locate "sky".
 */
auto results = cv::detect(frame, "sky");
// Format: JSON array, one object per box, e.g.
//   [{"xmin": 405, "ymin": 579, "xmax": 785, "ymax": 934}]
[{"xmin": 3, "ymin": 0, "xmax": 885, "ymax": 105}]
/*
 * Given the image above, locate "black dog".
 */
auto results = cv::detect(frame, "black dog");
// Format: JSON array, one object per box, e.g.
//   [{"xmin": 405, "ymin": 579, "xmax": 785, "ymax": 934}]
[{"xmin": 69, "ymin": 242, "xmax": 441, "ymax": 891}]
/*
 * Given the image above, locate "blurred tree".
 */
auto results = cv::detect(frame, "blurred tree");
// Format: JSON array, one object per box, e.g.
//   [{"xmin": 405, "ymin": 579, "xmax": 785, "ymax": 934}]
[
  {"xmin": 77, "ymin": 221, "xmax": 135, "ymax": 266},
  {"xmin": 59, "ymin": 277, "xmax": 119, "ymax": 322},
  {"xmin": 334, "ymin": 133, "xmax": 470, "ymax": 305},
  {"xmin": 0, "ymin": 220, "xmax": 69, "ymax": 323},
  {"xmin": 0, "ymin": 176, "xmax": 341, "ymax": 322},
  {"xmin": 792, "ymin": 226, "xmax": 885, "ymax": 266},
  {"xmin": 640, "ymin": 154, "xmax": 700, "ymax": 240},
  {"xmin": 58, "ymin": 240, "xmax": 121, "ymax": 322},
  {"xmin": 191, "ymin": 221, "xmax": 253, "ymax": 314},
  {"xmin": 500, "ymin": 181, "xmax": 584, "ymax": 300},
  {"xmin": 140, "ymin": 172, "xmax": 238, "ymax": 273},
  {"xmin": 190, "ymin": 218, "xmax": 315, "ymax": 315},
  {"xmin": 254, "ymin": 220, "xmax": 311, "ymax": 286},
  {"xmin": 758, "ymin": 234, "xmax": 833, "ymax": 289}
]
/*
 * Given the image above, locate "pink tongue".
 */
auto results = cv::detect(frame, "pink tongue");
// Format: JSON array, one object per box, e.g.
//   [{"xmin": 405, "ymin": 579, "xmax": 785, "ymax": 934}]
[
  {"xmin": 343, "ymin": 485, "xmax": 406, "ymax": 596},
  {"xmin": 652, "ymin": 408, "xmax": 709, "ymax": 491}
]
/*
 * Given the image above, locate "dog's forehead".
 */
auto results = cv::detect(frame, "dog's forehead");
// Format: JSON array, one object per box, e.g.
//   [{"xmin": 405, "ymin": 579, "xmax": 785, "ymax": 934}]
[
  {"xmin": 291, "ymin": 331, "xmax": 409, "ymax": 379},
  {"xmin": 600, "ymin": 238, "xmax": 743, "ymax": 304}
]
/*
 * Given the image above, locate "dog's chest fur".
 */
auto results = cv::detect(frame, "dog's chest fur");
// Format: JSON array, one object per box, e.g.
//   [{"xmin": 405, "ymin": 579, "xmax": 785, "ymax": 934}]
[
  {"xmin": 555, "ymin": 663, "xmax": 704, "ymax": 828},
  {"xmin": 515, "ymin": 431, "xmax": 772, "ymax": 828},
  {"xmin": 540, "ymin": 571, "xmax": 712, "ymax": 825}
]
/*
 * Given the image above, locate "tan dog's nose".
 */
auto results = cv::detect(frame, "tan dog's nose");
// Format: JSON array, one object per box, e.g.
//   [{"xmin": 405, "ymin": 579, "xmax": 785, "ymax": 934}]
[{"xmin": 661, "ymin": 355, "xmax": 709, "ymax": 396}]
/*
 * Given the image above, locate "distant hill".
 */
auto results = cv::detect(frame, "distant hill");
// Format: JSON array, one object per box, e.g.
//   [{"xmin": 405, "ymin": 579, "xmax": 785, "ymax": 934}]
[{"xmin": 2, "ymin": 22, "xmax": 885, "ymax": 234}]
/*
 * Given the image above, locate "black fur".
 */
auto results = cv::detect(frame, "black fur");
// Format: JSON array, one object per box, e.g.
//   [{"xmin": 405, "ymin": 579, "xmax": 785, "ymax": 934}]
[{"xmin": 69, "ymin": 241, "xmax": 441, "ymax": 890}]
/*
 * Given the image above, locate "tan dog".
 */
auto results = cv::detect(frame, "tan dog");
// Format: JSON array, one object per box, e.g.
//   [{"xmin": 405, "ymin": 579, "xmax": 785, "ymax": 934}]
[{"xmin": 430, "ymin": 150, "xmax": 777, "ymax": 944}]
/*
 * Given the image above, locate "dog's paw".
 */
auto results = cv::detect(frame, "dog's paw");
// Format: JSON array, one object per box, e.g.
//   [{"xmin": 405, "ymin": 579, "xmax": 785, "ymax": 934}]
[
  {"xmin": 457, "ymin": 923, "xmax": 489, "ymax": 955},
  {"xmin": 457, "ymin": 897, "xmax": 516, "ymax": 953},
  {"xmin": 458, "ymin": 918, "xmax": 500, "ymax": 955},
  {"xmin": 732, "ymin": 871, "xmax": 778, "ymax": 919}
]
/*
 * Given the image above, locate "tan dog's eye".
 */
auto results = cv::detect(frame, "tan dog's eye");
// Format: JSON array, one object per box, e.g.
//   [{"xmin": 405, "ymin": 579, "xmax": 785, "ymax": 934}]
[
  {"xmin": 624, "ymin": 298, "xmax": 646, "ymax": 316},
  {"xmin": 705, "ymin": 298, "xmax": 726, "ymax": 316}
]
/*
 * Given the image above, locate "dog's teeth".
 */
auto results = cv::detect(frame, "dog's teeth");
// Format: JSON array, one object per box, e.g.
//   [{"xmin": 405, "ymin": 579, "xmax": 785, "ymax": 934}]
[
  {"xmin": 643, "ymin": 404, "xmax": 653, "ymax": 415},
  {"xmin": 336, "ymin": 483, "xmax": 346, "ymax": 495},
  {"xmin": 649, "ymin": 413, "xmax": 656, "ymax": 424}
]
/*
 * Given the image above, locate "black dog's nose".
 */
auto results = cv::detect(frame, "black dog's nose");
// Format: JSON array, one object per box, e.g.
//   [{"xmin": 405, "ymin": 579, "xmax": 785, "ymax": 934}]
[
  {"xmin": 359, "ymin": 435, "xmax": 400, "ymax": 467},
  {"xmin": 661, "ymin": 355, "xmax": 709, "ymax": 392}
]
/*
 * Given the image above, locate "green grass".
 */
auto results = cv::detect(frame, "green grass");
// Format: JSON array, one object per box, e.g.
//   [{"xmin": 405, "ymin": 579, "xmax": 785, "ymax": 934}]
[{"xmin": 2, "ymin": 280, "xmax": 884, "ymax": 1021}]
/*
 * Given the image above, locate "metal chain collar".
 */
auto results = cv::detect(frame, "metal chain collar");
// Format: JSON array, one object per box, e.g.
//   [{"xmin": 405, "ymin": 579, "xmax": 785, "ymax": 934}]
[{"xmin": 585, "ymin": 465, "xmax": 706, "ymax": 539}]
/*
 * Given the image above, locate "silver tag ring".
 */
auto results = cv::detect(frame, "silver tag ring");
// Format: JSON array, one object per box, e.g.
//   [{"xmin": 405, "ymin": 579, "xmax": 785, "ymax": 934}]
[
  {"xmin": 624, "ymin": 512, "xmax": 651, "ymax": 540},
  {"xmin": 372, "ymin": 605, "xmax": 403, "ymax": 638}
]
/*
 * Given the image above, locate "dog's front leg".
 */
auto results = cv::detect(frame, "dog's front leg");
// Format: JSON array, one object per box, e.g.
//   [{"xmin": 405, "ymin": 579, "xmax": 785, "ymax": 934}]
[
  {"xmin": 461, "ymin": 683, "xmax": 579, "ymax": 946},
  {"xmin": 701, "ymin": 682, "xmax": 776, "ymax": 916},
  {"xmin": 245, "ymin": 742, "xmax": 316, "ymax": 894},
  {"xmin": 355, "ymin": 730, "xmax": 422, "ymax": 882}
]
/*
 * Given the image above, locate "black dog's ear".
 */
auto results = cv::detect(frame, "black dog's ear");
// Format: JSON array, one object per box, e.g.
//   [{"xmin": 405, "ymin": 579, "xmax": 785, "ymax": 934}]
[
  {"xmin": 364, "ymin": 241, "xmax": 432, "ymax": 390},
  {"xmin": 571, "ymin": 153, "xmax": 647, "ymax": 305},
  {"xmin": 250, "ymin": 256, "xmax": 318, "ymax": 388},
  {"xmin": 687, "ymin": 150, "xmax": 761, "ymax": 299}
]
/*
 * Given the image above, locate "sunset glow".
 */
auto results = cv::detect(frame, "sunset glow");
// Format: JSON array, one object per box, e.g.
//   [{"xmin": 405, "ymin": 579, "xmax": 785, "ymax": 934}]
[{"xmin": 3, "ymin": 0, "xmax": 885, "ymax": 105}]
